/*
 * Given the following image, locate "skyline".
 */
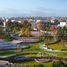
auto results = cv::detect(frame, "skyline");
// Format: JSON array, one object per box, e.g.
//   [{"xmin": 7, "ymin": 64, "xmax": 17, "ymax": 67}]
[{"xmin": 0, "ymin": 0, "xmax": 67, "ymax": 17}]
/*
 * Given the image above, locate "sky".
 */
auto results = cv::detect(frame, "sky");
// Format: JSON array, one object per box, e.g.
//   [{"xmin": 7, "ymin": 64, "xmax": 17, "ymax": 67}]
[{"xmin": 0, "ymin": 0, "xmax": 67, "ymax": 17}]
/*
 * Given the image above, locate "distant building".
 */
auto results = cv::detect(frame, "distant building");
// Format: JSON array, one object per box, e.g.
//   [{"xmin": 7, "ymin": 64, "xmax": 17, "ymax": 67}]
[
  {"xmin": 28, "ymin": 19, "xmax": 37, "ymax": 30},
  {"xmin": 36, "ymin": 20, "xmax": 44, "ymax": 31},
  {"xmin": 58, "ymin": 22, "xmax": 67, "ymax": 27},
  {"xmin": 11, "ymin": 20, "xmax": 15, "ymax": 22},
  {"xmin": 51, "ymin": 19, "xmax": 55, "ymax": 23},
  {"xmin": 31, "ymin": 31, "xmax": 43, "ymax": 37},
  {"xmin": 18, "ymin": 20, "xmax": 22, "ymax": 23}
]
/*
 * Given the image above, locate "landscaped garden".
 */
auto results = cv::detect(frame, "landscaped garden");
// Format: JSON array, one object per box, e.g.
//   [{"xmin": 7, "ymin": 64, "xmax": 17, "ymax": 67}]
[
  {"xmin": 47, "ymin": 42, "xmax": 67, "ymax": 50},
  {"xmin": 0, "ymin": 25, "xmax": 67, "ymax": 67}
]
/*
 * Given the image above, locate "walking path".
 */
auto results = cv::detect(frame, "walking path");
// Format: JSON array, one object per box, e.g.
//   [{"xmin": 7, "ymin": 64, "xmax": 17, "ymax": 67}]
[{"xmin": 40, "ymin": 44, "xmax": 67, "ymax": 52}]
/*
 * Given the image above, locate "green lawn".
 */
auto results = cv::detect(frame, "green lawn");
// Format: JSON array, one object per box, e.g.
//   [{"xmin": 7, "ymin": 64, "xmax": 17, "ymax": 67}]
[
  {"xmin": 47, "ymin": 43, "xmax": 67, "ymax": 50},
  {"xmin": 0, "ymin": 40, "xmax": 67, "ymax": 67},
  {"xmin": 0, "ymin": 49, "xmax": 22, "ymax": 57},
  {"xmin": 17, "ymin": 60, "xmax": 66, "ymax": 67},
  {"xmin": 44, "ymin": 50, "xmax": 67, "ymax": 58},
  {"xmin": 22, "ymin": 42, "xmax": 44, "ymax": 52},
  {"xmin": 22, "ymin": 42, "xmax": 67, "ymax": 58},
  {"xmin": 0, "ymin": 41, "xmax": 67, "ymax": 58},
  {"xmin": 18, "ymin": 61, "xmax": 53, "ymax": 67},
  {"xmin": 22, "ymin": 54, "xmax": 38, "ymax": 57},
  {"xmin": 18, "ymin": 60, "xmax": 67, "ymax": 67}
]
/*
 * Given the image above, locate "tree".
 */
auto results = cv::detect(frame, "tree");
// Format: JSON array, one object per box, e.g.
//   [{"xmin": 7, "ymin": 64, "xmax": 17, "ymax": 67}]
[
  {"xmin": 52, "ymin": 61, "xmax": 62, "ymax": 67},
  {"xmin": 57, "ymin": 26, "xmax": 67, "ymax": 46},
  {"xmin": 45, "ymin": 22, "xmax": 51, "ymax": 31},
  {"xmin": 19, "ymin": 20, "xmax": 32, "ymax": 37},
  {"xmin": 37, "ymin": 64, "xmax": 44, "ymax": 67},
  {"xmin": 22, "ymin": 20, "xmax": 32, "ymax": 30},
  {"xmin": 20, "ymin": 28, "xmax": 31, "ymax": 37},
  {"xmin": 36, "ymin": 21, "xmax": 44, "ymax": 31},
  {"xmin": 4, "ymin": 34, "xmax": 14, "ymax": 41},
  {"xmin": 6, "ymin": 20, "xmax": 22, "ymax": 32}
]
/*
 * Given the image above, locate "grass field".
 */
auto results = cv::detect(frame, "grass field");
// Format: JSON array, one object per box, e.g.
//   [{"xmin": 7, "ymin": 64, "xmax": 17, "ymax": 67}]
[
  {"xmin": 47, "ymin": 42, "xmax": 67, "ymax": 50},
  {"xmin": 15, "ymin": 60, "xmax": 53, "ymax": 67},
  {"xmin": 0, "ymin": 41, "xmax": 67, "ymax": 58}
]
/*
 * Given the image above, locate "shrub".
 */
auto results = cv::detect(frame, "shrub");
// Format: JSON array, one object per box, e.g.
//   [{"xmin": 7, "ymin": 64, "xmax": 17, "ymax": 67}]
[
  {"xmin": 4, "ymin": 34, "xmax": 14, "ymax": 41},
  {"xmin": 52, "ymin": 61, "xmax": 62, "ymax": 67},
  {"xmin": 37, "ymin": 64, "xmax": 44, "ymax": 67}
]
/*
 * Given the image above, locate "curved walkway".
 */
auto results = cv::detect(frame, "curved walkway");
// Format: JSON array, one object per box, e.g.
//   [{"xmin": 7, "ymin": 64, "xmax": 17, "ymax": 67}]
[
  {"xmin": 40, "ymin": 31, "xmax": 67, "ymax": 52},
  {"xmin": 40, "ymin": 44, "xmax": 67, "ymax": 52}
]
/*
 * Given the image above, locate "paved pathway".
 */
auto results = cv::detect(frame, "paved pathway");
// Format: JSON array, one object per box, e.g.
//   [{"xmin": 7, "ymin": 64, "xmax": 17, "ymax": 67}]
[{"xmin": 40, "ymin": 44, "xmax": 67, "ymax": 52}]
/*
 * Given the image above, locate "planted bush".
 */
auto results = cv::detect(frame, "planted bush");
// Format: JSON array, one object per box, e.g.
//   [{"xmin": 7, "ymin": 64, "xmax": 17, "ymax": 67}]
[{"xmin": 4, "ymin": 34, "xmax": 14, "ymax": 41}]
